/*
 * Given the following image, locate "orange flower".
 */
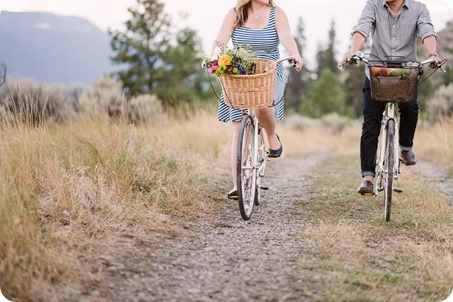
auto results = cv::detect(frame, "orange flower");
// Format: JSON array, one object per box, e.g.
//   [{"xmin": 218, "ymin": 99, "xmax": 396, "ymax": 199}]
[{"xmin": 218, "ymin": 54, "xmax": 231, "ymax": 67}]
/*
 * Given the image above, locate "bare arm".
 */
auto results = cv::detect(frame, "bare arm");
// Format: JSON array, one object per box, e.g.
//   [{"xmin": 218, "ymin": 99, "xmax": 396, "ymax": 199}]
[
  {"xmin": 423, "ymin": 35, "xmax": 440, "ymax": 58},
  {"xmin": 275, "ymin": 7, "xmax": 303, "ymax": 72},
  {"xmin": 338, "ymin": 32, "xmax": 366, "ymax": 69},
  {"xmin": 211, "ymin": 8, "xmax": 236, "ymax": 52}
]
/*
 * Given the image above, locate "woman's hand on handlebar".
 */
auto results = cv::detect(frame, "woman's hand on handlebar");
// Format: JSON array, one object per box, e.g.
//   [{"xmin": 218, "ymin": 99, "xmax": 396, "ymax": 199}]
[{"xmin": 291, "ymin": 55, "xmax": 303, "ymax": 72}]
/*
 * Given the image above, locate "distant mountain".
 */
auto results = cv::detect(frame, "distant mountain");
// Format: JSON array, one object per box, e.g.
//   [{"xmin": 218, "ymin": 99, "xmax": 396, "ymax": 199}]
[{"xmin": 0, "ymin": 11, "xmax": 115, "ymax": 86}]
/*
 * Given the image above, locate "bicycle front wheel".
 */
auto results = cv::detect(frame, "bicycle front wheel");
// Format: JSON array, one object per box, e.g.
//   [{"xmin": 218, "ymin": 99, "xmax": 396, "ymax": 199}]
[
  {"xmin": 384, "ymin": 119, "xmax": 395, "ymax": 222},
  {"xmin": 237, "ymin": 114, "xmax": 257, "ymax": 220},
  {"xmin": 254, "ymin": 126, "xmax": 267, "ymax": 207}
]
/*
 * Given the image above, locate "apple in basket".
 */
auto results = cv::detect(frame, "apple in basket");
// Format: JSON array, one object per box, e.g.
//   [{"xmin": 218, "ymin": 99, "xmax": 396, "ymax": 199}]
[
  {"xmin": 370, "ymin": 64, "xmax": 383, "ymax": 77},
  {"xmin": 379, "ymin": 67, "xmax": 391, "ymax": 77}
]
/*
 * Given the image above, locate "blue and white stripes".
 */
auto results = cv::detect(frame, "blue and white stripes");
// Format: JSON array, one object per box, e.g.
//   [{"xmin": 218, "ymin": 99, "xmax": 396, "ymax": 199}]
[{"xmin": 217, "ymin": 7, "xmax": 285, "ymax": 122}]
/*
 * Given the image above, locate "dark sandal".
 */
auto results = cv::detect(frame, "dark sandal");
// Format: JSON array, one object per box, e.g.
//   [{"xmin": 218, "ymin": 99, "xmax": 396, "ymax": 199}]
[
  {"xmin": 268, "ymin": 134, "xmax": 283, "ymax": 158},
  {"xmin": 227, "ymin": 189, "xmax": 238, "ymax": 200}
]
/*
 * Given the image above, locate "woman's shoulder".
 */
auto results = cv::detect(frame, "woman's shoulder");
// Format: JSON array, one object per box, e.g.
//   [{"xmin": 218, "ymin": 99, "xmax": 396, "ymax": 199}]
[
  {"xmin": 224, "ymin": 7, "xmax": 237, "ymax": 21},
  {"xmin": 274, "ymin": 6, "xmax": 288, "ymax": 20}
]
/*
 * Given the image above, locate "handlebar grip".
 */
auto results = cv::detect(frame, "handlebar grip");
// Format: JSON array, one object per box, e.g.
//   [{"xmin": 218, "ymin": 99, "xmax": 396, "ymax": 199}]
[{"xmin": 346, "ymin": 56, "xmax": 359, "ymax": 65}]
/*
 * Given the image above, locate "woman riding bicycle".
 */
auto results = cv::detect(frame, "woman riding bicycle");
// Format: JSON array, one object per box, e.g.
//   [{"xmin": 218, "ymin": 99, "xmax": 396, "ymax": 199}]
[
  {"xmin": 211, "ymin": 0, "xmax": 303, "ymax": 200},
  {"xmin": 338, "ymin": 0, "xmax": 442, "ymax": 195}
]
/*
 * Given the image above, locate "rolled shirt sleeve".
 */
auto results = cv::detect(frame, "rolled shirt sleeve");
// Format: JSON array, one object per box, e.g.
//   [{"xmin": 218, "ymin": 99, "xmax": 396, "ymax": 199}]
[
  {"xmin": 353, "ymin": 0, "xmax": 376, "ymax": 41},
  {"xmin": 416, "ymin": 4, "xmax": 437, "ymax": 42}
]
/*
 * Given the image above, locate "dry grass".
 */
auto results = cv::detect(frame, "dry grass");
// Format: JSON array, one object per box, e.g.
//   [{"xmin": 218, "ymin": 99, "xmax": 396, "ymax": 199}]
[
  {"xmin": 296, "ymin": 150, "xmax": 453, "ymax": 302},
  {"xmin": 1, "ymin": 99, "xmax": 453, "ymax": 301},
  {"xmin": 417, "ymin": 118, "xmax": 453, "ymax": 174},
  {"xmin": 0, "ymin": 108, "xmax": 228, "ymax": 301}
]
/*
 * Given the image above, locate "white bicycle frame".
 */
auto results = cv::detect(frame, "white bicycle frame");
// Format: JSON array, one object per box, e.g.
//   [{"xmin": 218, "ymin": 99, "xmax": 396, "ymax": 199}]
[{"xmin": 374, "ymin": 103, "xmax": 400, "ymax": 195}]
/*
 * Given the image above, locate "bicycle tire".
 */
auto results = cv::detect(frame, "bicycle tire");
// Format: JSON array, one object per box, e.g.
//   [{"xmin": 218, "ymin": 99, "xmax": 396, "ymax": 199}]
[
  {"xmin": 384, "ymin": 119, "xmax": 395, "ymax": 222},
  {"xmin": 237, "ymin": 114, "xmax": 257, "ymax": 220}
]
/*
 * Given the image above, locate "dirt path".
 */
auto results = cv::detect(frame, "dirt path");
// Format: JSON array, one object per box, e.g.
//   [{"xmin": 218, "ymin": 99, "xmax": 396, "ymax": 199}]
[
  {"xmin": 413, "ymin": 160, "xmax": 453, "ymax": 203},
  {"xmin": 61, "ymin": 153, "xmax": 328, "ymax": 302}
]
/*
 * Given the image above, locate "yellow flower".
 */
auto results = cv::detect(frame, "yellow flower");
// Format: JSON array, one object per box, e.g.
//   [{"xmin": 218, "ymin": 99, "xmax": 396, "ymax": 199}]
[{"xmin": 218, "ymin": 54, "xmax": 231, "ymax": 67}]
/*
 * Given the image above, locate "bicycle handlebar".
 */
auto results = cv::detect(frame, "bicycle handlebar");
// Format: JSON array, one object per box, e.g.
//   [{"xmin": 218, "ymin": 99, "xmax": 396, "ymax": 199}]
[
  {"xmin": 346, "ymin": 51, "xmax": 447, "ymax": 71},
  {"xmin": 276, "ymin": 56, "xmax": 298, "ymax": 68}
]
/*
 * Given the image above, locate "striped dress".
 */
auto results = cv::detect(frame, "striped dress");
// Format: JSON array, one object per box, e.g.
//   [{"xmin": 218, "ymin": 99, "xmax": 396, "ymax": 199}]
[{"xmin": 217, "ymin": 7, "xmax": 285, "ymax": 122}]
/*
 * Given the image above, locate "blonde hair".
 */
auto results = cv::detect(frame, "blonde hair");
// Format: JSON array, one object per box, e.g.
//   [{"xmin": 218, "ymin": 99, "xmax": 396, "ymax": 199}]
[{"xmin": 235, "ymin": 0, "xmax": 275, "ymax": 28}]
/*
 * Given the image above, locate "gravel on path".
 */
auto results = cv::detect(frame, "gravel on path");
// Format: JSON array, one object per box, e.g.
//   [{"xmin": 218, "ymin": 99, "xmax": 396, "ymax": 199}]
[{"xmin": 75, "ymin": 153, "xmax": 328, "ymax": 302}]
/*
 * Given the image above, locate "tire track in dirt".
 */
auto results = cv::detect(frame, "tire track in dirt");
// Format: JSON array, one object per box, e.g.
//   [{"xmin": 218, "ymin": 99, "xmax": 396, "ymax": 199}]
[
  {"xmin": 413, "ymin": 159, "xmax": 453, "ymax": 203},
  {"xmin": 73, "ymin": 153, "xmax": 329, "ymax": 302}
]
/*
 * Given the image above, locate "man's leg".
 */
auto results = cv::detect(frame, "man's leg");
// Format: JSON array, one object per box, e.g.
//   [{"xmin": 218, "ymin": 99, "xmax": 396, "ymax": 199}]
[
  {"xmin": 398, "ymin": 86, "xmax": 419, "ymax": 165},
  {"xmin": 359, "ymin": 78, "xmax": 386, "ymax": 193}
]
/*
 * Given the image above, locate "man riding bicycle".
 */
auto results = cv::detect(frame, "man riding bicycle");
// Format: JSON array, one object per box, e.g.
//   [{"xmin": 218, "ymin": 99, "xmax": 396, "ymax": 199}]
[{"xmin": 338, "ymin": 0, "xmax": 442, "ymax": 195}]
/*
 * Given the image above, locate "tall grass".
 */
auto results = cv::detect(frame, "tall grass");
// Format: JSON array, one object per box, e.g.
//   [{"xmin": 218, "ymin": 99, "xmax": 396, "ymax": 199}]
[
  {"xmin": 417, "ymin": 117, "xmax": 453, "ymax": 174},
  {"xmin": 0, "ymin": 107, "xmax": 225, "ymax": 300}
]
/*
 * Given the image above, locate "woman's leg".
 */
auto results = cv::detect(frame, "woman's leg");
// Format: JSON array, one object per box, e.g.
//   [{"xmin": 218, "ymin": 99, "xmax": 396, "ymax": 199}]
[
  {"xmin": 255, "ymin": 107, "xmax": 280, "ymax": 150},
  {"xmin": 231, "ymin": 121, "xmax": 241, "ymax": 190}
]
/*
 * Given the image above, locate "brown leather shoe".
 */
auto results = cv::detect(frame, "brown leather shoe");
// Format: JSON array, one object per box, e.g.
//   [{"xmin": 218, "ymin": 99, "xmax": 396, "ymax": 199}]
[
  {"xmin": 358, "ymin": 180, "xmax": 374, "ymax": 195},
  {"xmin": 401, "ymin": 150, "xmax": 416, "ymax": 166}
]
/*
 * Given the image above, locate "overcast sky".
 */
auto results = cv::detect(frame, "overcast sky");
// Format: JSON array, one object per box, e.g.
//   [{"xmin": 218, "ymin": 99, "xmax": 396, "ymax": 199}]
[{"xmin": 1, "ymin": 0, "xmax": 452, "ymax": 67}]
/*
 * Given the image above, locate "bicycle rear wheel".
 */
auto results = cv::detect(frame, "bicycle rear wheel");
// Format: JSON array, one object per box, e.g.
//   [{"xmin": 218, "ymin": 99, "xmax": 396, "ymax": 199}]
[
  {"xmin": 237, "ymin": 114, "xmax": 257, "ymax": 220},
  {"xmin": 384, "ymin": 119, "xmax": 395, "ymax": 222}
]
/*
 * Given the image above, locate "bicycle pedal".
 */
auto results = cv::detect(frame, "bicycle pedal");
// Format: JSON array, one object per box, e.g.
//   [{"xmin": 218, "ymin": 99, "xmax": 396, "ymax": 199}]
[
  {"xmin": 361, "ymin": 192, "xmax": 373, "ymax": 197},
  {"xmin": 260, "ymin": 186, "xmax": 269, "ymax": 190},
  {"xmin": 393, "ymin": 188, "xmax": 403, "ymax": 193}
]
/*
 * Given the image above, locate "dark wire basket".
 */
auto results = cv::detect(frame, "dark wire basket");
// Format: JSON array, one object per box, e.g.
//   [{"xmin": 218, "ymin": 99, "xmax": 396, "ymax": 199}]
[{"xmin": 368, "ymin": 61, "xmax": 420, "ymax": 102}]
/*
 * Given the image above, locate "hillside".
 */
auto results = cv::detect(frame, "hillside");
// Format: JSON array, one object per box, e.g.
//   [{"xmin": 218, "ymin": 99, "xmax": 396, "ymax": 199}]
[
  {"xmin": 0, "ymin": 11, "xmax": 115, "ymax": 86},
  {"xmin": 438, "ymin": 20, "xmax": 453, "ymax": 61}
]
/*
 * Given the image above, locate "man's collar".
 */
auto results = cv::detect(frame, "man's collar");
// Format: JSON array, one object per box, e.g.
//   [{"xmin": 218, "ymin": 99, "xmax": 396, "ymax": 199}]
[{"xmin": 383, "ymin": 0, "xmax": 410, "ymax": 9}]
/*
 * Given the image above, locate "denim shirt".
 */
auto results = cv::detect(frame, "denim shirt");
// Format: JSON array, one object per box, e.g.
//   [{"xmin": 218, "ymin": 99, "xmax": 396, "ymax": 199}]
[{"xmin": 353, "ymin": 0, "xmax": 437, "ymax": 64}]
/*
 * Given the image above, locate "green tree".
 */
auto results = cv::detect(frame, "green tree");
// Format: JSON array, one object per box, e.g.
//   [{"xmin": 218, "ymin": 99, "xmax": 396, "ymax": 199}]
[
  {"xmin": 301, "ymin": 68, "xmax": 352, "ymax": 118},
  {"xmin": 156, "ymin": 27, "xmax": 206, "ymax": 105},
  {"xmin": 109, "ymin": 0, "xmax": 171, "ymax": 97},
  {"xmin": 316, "ymin": 20, "xmax": 339, "ymax": 77},
  {"xmin": 284, "ymin": 16, "xmax": 312, "ymax": 113},
  {"xmin": 342, "ymin": 34, "xmax": 371, "ymax": 118},
  {"xmin": 109, "ymin": 0, "xmax": 205, "ymax": 105}
]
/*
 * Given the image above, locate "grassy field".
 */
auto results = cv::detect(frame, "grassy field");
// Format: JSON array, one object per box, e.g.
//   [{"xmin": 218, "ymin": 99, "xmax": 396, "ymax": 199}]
[{"xmin": 1, "ymin": 105, "xmax": 452, "ymax": 301}]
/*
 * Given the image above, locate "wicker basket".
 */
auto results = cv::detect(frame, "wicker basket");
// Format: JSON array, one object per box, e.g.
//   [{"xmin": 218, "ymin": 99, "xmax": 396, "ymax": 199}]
[
  {"xmin": 369, "ymin": 66, "xmax": 419, "ymax": 102},
  {"xmin": 220, "ymin": 58, "xmax": 277, "ymax": 109}
]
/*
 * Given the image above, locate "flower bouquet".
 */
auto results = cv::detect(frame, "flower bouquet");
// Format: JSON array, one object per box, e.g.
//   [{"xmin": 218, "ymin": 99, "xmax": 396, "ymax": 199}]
[{"xmin": 203, "ymin": 44, "xmax": 257, "ymax": 77}]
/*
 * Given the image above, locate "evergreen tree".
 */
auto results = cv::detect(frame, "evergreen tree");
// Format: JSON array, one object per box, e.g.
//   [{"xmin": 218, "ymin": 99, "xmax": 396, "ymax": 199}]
[
  {"xmin": 109, "ymin": 0, "xmax": 205, "ymax": 105},
  {"xmin": 301, "ymin": 68, "xmax": 352, "ymax": 118},
  {"xmin": 285, "ymin": 17, "xmax": 312, "ymax": 113},
  {"xmin": 342, "ymin": 34, "xmax": 371, "ymax": 118},
  {"xmin": 316, "ymin": 20, "xmax": 339, "ymax": 77},
  {"xmin": 109, "ymin": 0, "xmax": 171, "ymax": 97}
]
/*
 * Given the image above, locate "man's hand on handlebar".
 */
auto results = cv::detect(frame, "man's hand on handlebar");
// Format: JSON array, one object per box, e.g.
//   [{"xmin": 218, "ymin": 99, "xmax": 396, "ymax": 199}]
[
  {"xmin": 427, "ymin": 54, "xmax": 443, "ymax": 70},
  {"xmin": 338, "ymin": 53, "xmax": 358, "ymax": 70}
]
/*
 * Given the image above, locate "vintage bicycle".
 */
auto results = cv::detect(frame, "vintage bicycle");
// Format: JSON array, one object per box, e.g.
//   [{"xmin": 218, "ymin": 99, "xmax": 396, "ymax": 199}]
[
  {"xmin": 347, "ymin": 52, "xmax": 447, "ymax": 221},
  {"xmin": 210, "ymin": 56, "xmax": 297, "ymax": 220}
]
